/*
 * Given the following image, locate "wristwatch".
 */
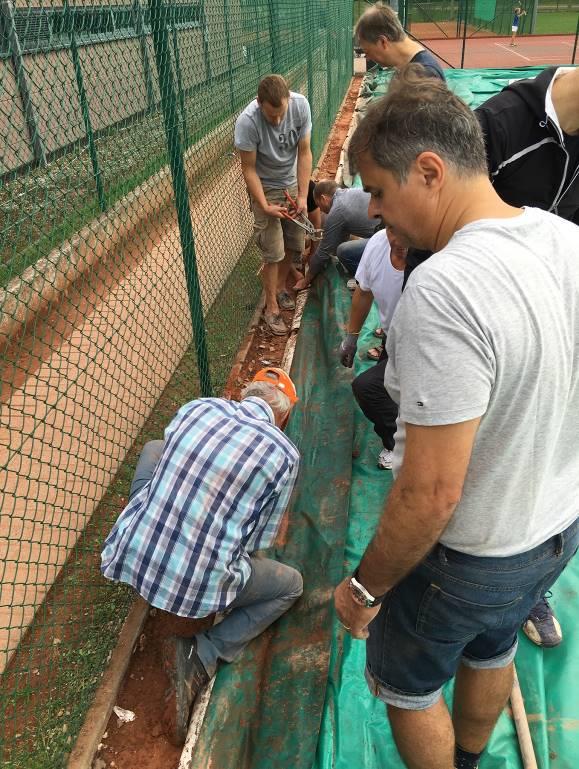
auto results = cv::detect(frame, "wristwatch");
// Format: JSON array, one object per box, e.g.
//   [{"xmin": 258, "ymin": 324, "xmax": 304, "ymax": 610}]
[{"xmin": 348, "ymin": 567, "xmax": 387, "ymax": 608}]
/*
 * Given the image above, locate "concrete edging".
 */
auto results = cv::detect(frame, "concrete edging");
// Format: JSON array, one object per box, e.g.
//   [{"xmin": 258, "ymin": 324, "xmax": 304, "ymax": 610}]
[{"xmin": 66, "ymin": 599, "xmax": 149, "ymax": 769}]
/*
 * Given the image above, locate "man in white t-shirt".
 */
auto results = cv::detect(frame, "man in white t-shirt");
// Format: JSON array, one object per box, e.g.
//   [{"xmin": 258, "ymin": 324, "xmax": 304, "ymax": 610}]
[
  {"xmin": 339, "ymin": 228, "xmax": 405, "ymax": 469},
  {"xmin": 333, "ymin": 70, "xmax": 579, "ymax": 769}
]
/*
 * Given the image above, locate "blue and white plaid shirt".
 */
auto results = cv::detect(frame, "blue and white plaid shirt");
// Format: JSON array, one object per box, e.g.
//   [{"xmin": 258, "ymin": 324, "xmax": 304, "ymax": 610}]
[{"xmin": 101, "ymin": 397, "xmax": 300, "ymax": 617}]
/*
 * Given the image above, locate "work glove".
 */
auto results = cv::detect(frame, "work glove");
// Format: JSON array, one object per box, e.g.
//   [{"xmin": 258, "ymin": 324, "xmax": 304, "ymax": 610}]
[{"xmin": 340, "ymin": 334, "xmax": 358, "ymax": 368}]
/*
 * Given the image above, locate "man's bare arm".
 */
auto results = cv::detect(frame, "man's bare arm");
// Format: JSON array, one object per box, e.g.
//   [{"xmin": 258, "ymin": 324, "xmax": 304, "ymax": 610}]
[
  {"xmin": 238, "ymin": 150, "xmax": 286, "ymax": 217},
  {"xmin": 348, "ymin": 287, "xmax": 374, "ymax": 333},
  {"xmin": 296, "ymin": 134, "xmax": 313, "ymax": 213},
  {"xmin": 358, "ymin": 417, "xmax": 481, "ymax": 596},
  {"xmin": 334, "ymin": 417, "xmax": 481, "ymax": 638}
]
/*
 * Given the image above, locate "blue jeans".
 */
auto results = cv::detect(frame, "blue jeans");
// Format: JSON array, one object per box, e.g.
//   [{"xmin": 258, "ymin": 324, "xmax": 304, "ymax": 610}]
[
  {"xmin": 366, "ymin": 517, "xmax": 579, "ymax": 710},
  {"xmin": 336, "ymin": 238, "xmax": 368, "ymax": 276},
  {"xmin": 129, "ymin": 440, "xmax": 303, "ymax": 678}
]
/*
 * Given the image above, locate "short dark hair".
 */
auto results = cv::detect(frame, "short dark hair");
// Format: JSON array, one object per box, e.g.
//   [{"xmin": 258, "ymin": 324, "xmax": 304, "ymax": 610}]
[
  {"xmin": 313, "ymin": 179, "xmax": 338, "ymax": 201},
  {"xmin": 348, "ymin": 65, "xmax": 487, "ymax": 182},
  {"xmin": 257, "ymin": 75, "xmax": 290, "ymax": 107},
  {"xmin": 355, "ymin": 2, "xmax": 405, "ymax": 44}
]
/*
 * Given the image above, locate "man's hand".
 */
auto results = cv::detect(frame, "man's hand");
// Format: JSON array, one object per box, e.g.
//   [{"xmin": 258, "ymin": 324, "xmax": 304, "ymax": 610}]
[
  {"xmin": 264, "ymin": 202, "xmax": 289, "ymax": 219},
  {"xmin": 339, "ymin": 334, "xmax": 358, "ymax": 367},
  {"xmin": 334, "ymin": 578, "xmax": 381, "ymax": 640},
  {"xmin": 295, "ymin": 196, "xmax": 308, "ymax": 216},
  {"xmin": 294, "ymin": 276, "xmax": 310, "ymax": 291}
]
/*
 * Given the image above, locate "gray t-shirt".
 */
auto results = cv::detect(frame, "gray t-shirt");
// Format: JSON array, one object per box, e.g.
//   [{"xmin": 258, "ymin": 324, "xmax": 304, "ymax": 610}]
[
  {"xmin": 234, "ymin": 92, "xmax": 312, "ymax": 188},
  {"xmin": 385, "ymin": 207, "xmax": 579, "ymax": 557}
]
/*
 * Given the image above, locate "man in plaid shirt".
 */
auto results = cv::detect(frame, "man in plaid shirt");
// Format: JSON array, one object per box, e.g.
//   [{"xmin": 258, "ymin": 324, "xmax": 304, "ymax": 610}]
[{"xmin": 101, "ymin": 368, "xmax": 302, "ymax": 744}]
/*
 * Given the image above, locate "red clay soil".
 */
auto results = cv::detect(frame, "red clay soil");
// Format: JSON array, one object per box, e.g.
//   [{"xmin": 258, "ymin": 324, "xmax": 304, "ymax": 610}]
[
  {"xmin": 317, "ymin": 74, "xmax": 363, "ymax": 182},
  {"xmin": 95, "ymin": 74, "xmax": 362, "ymax": 769}
]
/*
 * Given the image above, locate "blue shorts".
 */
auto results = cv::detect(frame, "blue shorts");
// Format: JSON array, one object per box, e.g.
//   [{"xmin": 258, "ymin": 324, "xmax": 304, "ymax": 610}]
[{"xmin": 366, "ymin": 518, "xmax": 579, "ymax": 710}]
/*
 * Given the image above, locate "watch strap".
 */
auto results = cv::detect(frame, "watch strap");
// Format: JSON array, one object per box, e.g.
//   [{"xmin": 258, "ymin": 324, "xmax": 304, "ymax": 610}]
[{"xmin": 349, "ymin": 568, "xmax": 387, "ymax": 608}]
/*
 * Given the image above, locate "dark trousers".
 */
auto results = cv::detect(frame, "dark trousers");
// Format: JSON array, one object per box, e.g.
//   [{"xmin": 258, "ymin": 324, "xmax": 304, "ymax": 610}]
[{"xmin": 351, "ymin": 343, "xmax": 398, "ymax": 451}]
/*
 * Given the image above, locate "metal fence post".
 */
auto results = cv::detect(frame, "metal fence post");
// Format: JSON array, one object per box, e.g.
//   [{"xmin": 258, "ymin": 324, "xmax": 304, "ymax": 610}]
[
  {"xmin": 132, "ymin": 0, "xmax": 156, "ymax": 112},
  {"xmin": 169, "ymin": 16, "xmax": 190, "ymax": 147},
  {"xmin": 148, "ymin": 0, "xmax": 212, "ymax": 396},
  {"xmin": 572, "ymin": 13, "xmax": 578, "ymax": 64},
  {"xmin": 305, "ymin": 1, "xmax": 315, "ymax": 152},
  {"xmin": 222, "ymin": 0, "xmax": 236, "ymax": 113},
  {"xmin": 460, "ymin": 0, "xmax": 469, "ymax": 69},
  {"xmin": 267, "ymin": 0, "xmax": 279, "ymax": 72},
  {"xmin": 0, "ymin": 0, "xmax": 47, "ymax": 167},
  {"xmin": 200, "ymin": 0, "xmax": 212, "ymax": 82},
  {"xmin": 64, "ymin": 0, "xmax": 106, "ymax": 212}
]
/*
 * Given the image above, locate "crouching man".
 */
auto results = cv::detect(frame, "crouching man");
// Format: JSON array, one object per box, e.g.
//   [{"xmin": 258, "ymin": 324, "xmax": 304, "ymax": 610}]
[{"xmin": 101, "ymin": 368, "xmax": 302, "ymax": 745}]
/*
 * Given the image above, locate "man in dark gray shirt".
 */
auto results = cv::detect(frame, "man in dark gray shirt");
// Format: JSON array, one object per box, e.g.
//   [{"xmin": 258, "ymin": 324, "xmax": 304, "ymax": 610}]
[
  {"xmin": 355, "ymin": 2, "xmax": 445, "ymax": 81},
  {"xmin": 294, "ymin": 181, "xmax": 379, "ymax": 290}
]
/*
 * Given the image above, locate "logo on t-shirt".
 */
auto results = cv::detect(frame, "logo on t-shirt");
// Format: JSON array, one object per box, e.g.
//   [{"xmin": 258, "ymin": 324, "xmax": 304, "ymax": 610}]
[{"xmin": 278, "ymin": 127, "xmax": 301, "ymax": 152}]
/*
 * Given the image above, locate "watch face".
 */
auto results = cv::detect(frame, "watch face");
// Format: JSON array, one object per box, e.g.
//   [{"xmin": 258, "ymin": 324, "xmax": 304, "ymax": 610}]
[{"xmin": 349, "ymin": 580, "xmax": 372, "ymax": 608}]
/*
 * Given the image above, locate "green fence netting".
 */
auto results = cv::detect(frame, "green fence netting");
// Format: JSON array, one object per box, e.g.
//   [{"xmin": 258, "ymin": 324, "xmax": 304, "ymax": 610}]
[{"xmin": 0, "ymin": 2, "xmax": 353, "ymax": 766}]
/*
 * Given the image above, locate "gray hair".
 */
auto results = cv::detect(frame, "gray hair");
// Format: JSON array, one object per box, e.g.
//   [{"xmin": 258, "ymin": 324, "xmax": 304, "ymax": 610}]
[
  {"xmin": 241, "ymin": 381, "xmax": 292, "ymax": 421},
  {"xmin": 355, "ymin": 2, "xmax": 406, "ymax": 44},
  {"xmin": 348, "ymin": 65, "xmax": 487, "ymax": 183}
]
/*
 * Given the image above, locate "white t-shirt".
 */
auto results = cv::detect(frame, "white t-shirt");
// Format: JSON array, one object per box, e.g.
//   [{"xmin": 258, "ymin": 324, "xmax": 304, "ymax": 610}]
[
  {"xmin": 354, "ymin": 230, "xmax": 404, "ymax": 332},
  {"xmin": 385, "ymin": 207, "xmax": 579, "ymax": 557}
]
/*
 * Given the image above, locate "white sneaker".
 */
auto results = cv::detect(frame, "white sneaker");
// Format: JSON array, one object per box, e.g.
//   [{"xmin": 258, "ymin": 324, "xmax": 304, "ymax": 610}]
[
  {"xmin": 377, "ymin": 448, "xmax": 393, "ymax": 470},
  {"xmin": 346, "ymin": 278, "xmax": 357, "ymax": 291}
]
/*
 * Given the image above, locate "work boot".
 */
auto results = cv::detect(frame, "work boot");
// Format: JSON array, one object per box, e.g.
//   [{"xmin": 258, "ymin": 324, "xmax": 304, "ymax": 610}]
[
  {"xmin": 264, "ymin": 311, "xmax": 287, "ymax": 336},
  {"xmin": 523, "ymin": 595, "xmax": 563, "ymax": 647},
  {"xmin": 162, "ymin": 636, "xmax": 209, "ymax": 746},
  {"xmin": 277, "ymin": 290, "xmax": 296, "ymax": 310}
]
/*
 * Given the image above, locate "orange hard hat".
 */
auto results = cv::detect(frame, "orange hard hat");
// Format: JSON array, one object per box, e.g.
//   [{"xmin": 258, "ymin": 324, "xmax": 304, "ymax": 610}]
[{"xmin": 252, "ymin": 367, "xmax": 299, "ymax": 404}]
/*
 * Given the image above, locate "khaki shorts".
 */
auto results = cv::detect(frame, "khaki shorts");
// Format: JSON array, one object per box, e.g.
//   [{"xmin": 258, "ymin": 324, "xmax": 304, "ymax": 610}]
[{"xmin": 251, "ymin": 185, "xmax": 305, "ymax": 264}]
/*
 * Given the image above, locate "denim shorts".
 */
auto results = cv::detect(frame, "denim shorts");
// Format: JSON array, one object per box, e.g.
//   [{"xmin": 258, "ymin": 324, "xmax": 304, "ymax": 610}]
[{"xmin": 366, "ymin": 517, "xmax": 579, "ymax": 710}]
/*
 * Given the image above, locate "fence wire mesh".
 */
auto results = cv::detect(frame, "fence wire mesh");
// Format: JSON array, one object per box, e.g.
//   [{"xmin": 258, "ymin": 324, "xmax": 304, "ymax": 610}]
[{"xmin": 0, "ymin": 1, "xmax": 353, "ymax": 764}]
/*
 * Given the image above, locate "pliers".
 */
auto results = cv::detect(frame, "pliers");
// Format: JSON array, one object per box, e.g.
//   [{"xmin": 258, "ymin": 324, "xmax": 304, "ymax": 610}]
[{"xmin": 283, "ymin": 190, "xmax": 323, "ymax": 241}]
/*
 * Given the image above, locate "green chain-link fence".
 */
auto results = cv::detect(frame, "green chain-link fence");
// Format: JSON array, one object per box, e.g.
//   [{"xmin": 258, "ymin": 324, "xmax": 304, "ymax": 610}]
[{"xmin": 0, "ymin": 1, "xmax": 353, "ymax": 764}]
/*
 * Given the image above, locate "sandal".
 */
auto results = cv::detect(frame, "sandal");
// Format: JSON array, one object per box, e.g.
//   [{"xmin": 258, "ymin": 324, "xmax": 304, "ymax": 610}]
[{"xmin": 366, "ymin": 346, "xmax": 382, "ymax": 361}]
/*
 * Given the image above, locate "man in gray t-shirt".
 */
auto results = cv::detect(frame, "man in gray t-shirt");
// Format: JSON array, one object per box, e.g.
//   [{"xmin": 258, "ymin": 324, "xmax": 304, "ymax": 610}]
[
  {"xmin": 293, "ymin": 181, "xmax": 379, "ymax": 291},
  {"xmin": 234, "ymin": 75, "xmax": 312, "ymax": 336},
  {"xmin": 333, "ymin": 73, "xmax": 579, "ymax": 769}
]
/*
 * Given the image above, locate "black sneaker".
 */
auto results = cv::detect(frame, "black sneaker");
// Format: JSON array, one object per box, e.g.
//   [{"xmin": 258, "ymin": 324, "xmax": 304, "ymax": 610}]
[
  {"xmin": 162, "ymin": 636, "xmax": 209, "ymax": 745},
  {"xmin": 522, "ymin": 595, "xmax": 563, "ymax": 648}
]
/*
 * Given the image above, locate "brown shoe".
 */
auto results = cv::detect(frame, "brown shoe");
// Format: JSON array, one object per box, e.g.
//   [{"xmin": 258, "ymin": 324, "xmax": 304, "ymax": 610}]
[
  {"xmin": 162, "ymin": 636, "xmax": 209, "ymax": 746},
  {"xmin": 263, "ymin": 311, "xmax": 287, "ymax": 336},
  {"xmin": 277, "ymin": 289, "xmax": 296, "ymax": 310}
]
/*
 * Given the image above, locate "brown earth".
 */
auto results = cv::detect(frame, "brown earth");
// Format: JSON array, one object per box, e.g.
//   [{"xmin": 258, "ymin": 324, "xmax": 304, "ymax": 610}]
[{"xmin": 95, "ymin": 74, "xmax": 362, "ymax": 769}]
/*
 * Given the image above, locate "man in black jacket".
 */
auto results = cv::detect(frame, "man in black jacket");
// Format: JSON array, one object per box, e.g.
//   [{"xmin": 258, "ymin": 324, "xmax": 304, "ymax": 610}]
[
  {"xmin": 403, "ymin": 65, "xmax": 579, "ymax": 648},
  {"xmin": 477, "ymin": 66, "xmax": 579, "ymax": 224}
]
